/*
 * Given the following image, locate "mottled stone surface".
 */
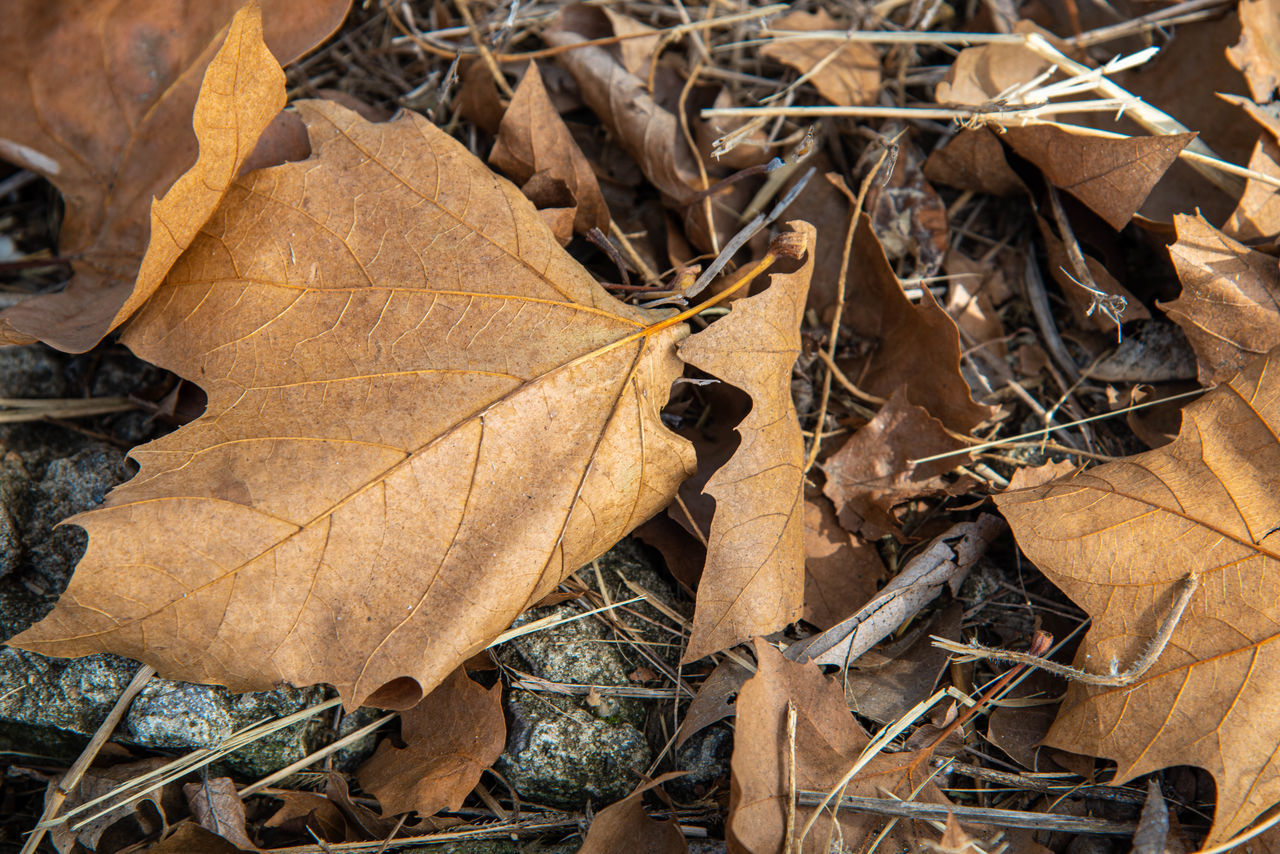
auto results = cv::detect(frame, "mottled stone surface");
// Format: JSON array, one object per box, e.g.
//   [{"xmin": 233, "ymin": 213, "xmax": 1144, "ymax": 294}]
[{"xmin": 0, "ymin": 647, "xmax": 328, "ymax": 777}]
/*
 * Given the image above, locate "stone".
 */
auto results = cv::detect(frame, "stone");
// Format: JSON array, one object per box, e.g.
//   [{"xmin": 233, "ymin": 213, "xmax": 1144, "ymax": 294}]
[
  {"xmin": 493, "ymin": 538, "xmax": 682, "ymax": 809},
  {"xmin": 0, "ymin": 647, "xmax": 329, "ymax": 778}
]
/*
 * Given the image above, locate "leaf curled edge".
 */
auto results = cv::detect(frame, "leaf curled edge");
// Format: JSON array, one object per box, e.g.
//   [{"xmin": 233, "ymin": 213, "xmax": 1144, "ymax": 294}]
[{"xmin": 12, "ymin": 100, "xmax": 696, "ymax": 710}]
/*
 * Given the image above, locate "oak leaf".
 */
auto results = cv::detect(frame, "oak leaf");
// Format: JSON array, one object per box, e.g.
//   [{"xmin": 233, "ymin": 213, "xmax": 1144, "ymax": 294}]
[
  {"xmin": 1228, "ymin": 0, "xmax": 1280, "ymax": 104},
  {"xmin": 838, "ymin": 216, "xmax": 993, "ymax": 434},
  {"xmin": 677, "ymin": 223, "xmax": 813, "ymax": 662},
  {"xmin": 0, "ymin": 0, "xmax": 348, "ymax": 352},
  {"xmin": 995, "ymin": 345, "xmax": 1280, "ymax": 843},
  {"xmin": 11, "ymin": 99, "xmax": 697, "ymax": 710},
  {"xmin": 1162, "ymin": 213, "xmax": 1280, "ymax": 385},
  {"xmin": 729, "ymin": 641, "xmax": 950, "ymax": 853},
  {"xmin": 579, "ymin": 774, "xmax": 689, "ymax": 854},
  {"xmin": 358, "ymin": 668, "xmax": 505, "ymax": 817}
]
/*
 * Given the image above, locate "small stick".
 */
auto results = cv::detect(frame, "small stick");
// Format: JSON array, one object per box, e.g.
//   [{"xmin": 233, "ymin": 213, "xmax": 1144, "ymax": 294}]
[
  {"xmin": 1045, "ymin": 186, "xmax": 1127, "ymax": 340},
  {"xmin": 454, "ymin": 0, "xmax": 514, "ymax": 99},
  {"xmin": 783, "ymin": 701, "xmax": 799, "ymax": 854},
  {"xmin": 586, "ymin": 227, "xmax": 631, "ymax": 287},
  {"xmin": 1022, "ymin": 248, "xmax": 1082, "ymax": 384},
  {"xmin": 935, "ymin": 573, "xmax": 1199, "ymax": 687},
  {"xmin": 792, "ymin": 792, "xmax": 1138, "ymax": 836},
  {"xmin": 22, "ymin": 665, "xmax": 156, "ymax": 854}
]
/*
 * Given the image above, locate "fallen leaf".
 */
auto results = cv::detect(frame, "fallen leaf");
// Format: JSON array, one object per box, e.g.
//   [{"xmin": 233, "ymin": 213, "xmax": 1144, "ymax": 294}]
[
  {"xmin": 677, "ymin": 222, "xmax": 813, "ymax": 662},
  {"xmin": 868, "ymin": 135, "xmax": 949, "ymax": 278},
  {"xmin": 761, "ymin": 10, "xmax": 881, "ymax": 107},
  {"xmin": 1001, "ymin": 125, "xmax": 1195, "ymax": 231},
  {"xmin": 490, "ymin": 62, "xmax": 610, "ymax": 241},
  {"xmin": 1228, "ymin": 0, "xmax": 1280, "ymax": 104},
  {"xmin": 802, "ymin": 494, "xmax": 884, "ymax": 631},
  {"xmin": 923, "ymin": 128, "xmax": 1024, "ymax": 197},
  {"xmin": 184, "ymin": 777, "xmax": 255, "ymax": 850},
  {"xmin": 150, "ymin": 824, "xmax": 246, "ymax": 854},
  {"xmin": 546, "ymin": 12, "xmax": 700, "ymax": 205},
  {"xmin": 728, "ymin": 641, "xmax": 949, "ymax": 853},
  {"xmin": 47, "ymin": 757, "xmax": 180, "ymax": 854},
  {"xmin": 789, "ymin": 515, "xmax": 1003, "ymax": 667},
  {"xmin": 821, "ymin": 390, "xmax": 969, "ymax": 542},
  {"xmin": 11, "ymin": 100, "xmax": 698, "ymax": 710},
  {"xmin": 1132, "ymin": 780, "xmax": 1172, "ymax": 854},
  {"xmin": 358, "ymin": 667, "xmax": 505, "ymax": 816},
  {"xmin": 675, "ymin": 659, "xmax": 751, "ymax": 749},
  {"xmin": 995, "ymin": 345, "xmax": 1280, "ymax": 843},
  {"xmin": 1035, "ymin": 212, "xmax": 1150, "ymax": 335},
  {"xmin": 838, "ymin": 216, "xmax": 994, "ymax": 434},
  {"xmin": 579, "ymin": 774, "xmax": 689, "ymax": 854},
  {"xmin": 1224, "ymin": 136, "xmax": 1280, "ymax": 244},
  {"xmin": 933, "ymin": 32, "xmax": 1051, "ymax": 107},
  {"xmin": 929, "ymin": 813, "xmax": 987, "ymax": 854},
  {"xmin": 0, "ymin": 0, "xmax": 349, "ymax": 352},
  {"xmin": 1161, "ymin": 213, "xmax": 1280, "ymax": 384},
  {"xmin": 263, "ymin": 791, "xmax": 349, "ymax": 841}
]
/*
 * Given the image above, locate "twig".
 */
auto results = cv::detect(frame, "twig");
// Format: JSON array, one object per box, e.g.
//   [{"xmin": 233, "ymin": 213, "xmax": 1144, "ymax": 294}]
[
  {"xmin": 454, "ymin": 0, "xmax": 514, "ymax": 98},
  {"xmin": 239, "ymin": 712, "xmax": 399, "ymax": 797},
  {"xmin": 702, "ymin": 99, "xmax": 1134, "ymax": 121},
  {"xmin": 784, "ymin": 701, "xmax": 798, "ymax": 854},
  {"xmin": 935, "ymin": 573, "xmax": 1199, "ymax": 686},
  {"xmin": 1045, "ymin": 186, "xmax": 1127, "ymax": 340},
  {"xmin": 21, "ymin": 665, "xmax": 156, "ymax": 854},
  {"xmin": 1067, "ymin": 0, "xmax": 1232, "ymax": 47},
  {"xmin": 792, "ymin": 792, "xmax": 1139, "ymax": 835},
  {"xmin": 1022, "ymin": 248, "xmax": 1082, "ymax": 384},
  {"xmin": 909, "ymin": 386, "xmax": 1205, "ymax": 464}
]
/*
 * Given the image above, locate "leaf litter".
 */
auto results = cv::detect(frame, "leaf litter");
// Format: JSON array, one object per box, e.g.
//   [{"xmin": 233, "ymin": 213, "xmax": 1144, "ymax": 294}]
[{"xmin": 6, "ymin": 0, "xmax": 1280, "ymax": 851}]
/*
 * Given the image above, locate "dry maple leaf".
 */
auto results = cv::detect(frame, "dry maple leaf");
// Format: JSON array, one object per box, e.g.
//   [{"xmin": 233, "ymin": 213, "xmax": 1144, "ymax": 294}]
[
  {"xmin": 677, "ymin": 222, "xmax": 813, "ymax": 662},
  {"xmin": 357, "ymin": 668, "xmax": 504, "ymax": 817},
  {"xmin": 996, "ymin": 344, "xmax": 1280, "ymax": 843},
  {"xmin": 1228, "ymin": 0, "xmax": 1280, "ymax": 104},
  {"xmin": 11, "ymin": 99, "xmax": 698, "ymax": 710},
  {"xmin": 0, "ymin": 0, "xmax": 349, "ymax": 352},
  {"xmin": 1162, "ymin": 213, "xmax": 1280, "ymax": 384},
  {"xmin": 579, "ymin": 774, "xmax": 689, "ymax": 854}
]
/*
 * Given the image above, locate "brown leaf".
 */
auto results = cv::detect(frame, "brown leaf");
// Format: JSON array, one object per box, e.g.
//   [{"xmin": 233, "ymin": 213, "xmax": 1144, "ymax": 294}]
[
  {"xmin": 1224, "ymin": 136, "xmax": 1280, "ymax": 244},
  {"xmin": 48, "ymin": 757, "xmax": 181, "ymax": 854},
  {"xmin": 579, "ymin": 774, "xmax": 689, "ymax": 854},
  {"xmin": 868, "ymin": 136, "xmax": 949, "ymax": 278},
  {"xmin": 923, "ymin": 128, "xmax": 1024, "ymax": 197},
  {"xmin": 677, "ymin": 223, "xmax": 813, "ymax": 662},
  {"xmin": 821, "ymin": 390, "xmax": 969, "ymax": 542},
  {"xmin": 761, "ymin": 10, "xmax": 881, "ymax": 107},
  {"xmin": 150, "ymin": 824, "xmax": 246, "ymax": 854},
  {"xmin": 0, "ymin": 0, "xmax": 349, "ymax": 352},
  {"xmin": 1001, "ymin": 125, "xmax": 1195, "ymax": 231},
  {"xmin": 1228, "ymin": 0, "xmax": 1280, "ymax": 104},
  {"xmin": 934, "ymin": 33, "xmax": 1051, "ymax": 107},
  {"xmin": 1035, "ymin": 212, "xmax": 1150, "ymax": 334},
  {"xmin": 839, "ymin": 216, "xmax": 994, "ymax": 434},
  {"xmin": 995, "ymin": 345, "xmax": 1280, "ymax": 843},
  {"xmin": 802, "ymin": 494, "xmax": 884, "ymax": 631},
  {"xmin": 11, "ymin": 100, "xmax": 697, "ymax": 710},
  {"xmin": 728, "ymin": 641, "xmax": 949, "ymax": 853},
  {"xmin": 490, "ymin": 62, "xmax": 610, "ymax": 240},
  {"xmin": 1161, "ymin": 213, "xmax": 1280, "ymax": 384},
  {"xmin": 184, "ymin": 777, "xmax": 255, "ymax": 850},
  {"xmin": 358, "ymin": 667, "xmax": 505, "ymax": 816},
  {"xmin": 675, "ymin": 659, "xmax": 751, "ymax": 749},
  {"xmin": 546, "ymin": 12, "xmax": 700, "ymax": 206}
]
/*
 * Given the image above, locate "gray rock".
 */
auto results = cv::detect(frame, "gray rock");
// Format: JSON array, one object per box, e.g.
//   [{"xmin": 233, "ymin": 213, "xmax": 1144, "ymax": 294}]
[
  {"xmin": 0, "ymin": 345, "xmax": 68, "ymax": 399},
  {"xmin": 0, "ymin": 442, "xmax": 130, "ymax": 640},
  {"xmin": 494, "ymin": 539, "xmax": 682, "ymax": 809},
  {"xmin": 0, "ymin": 647, "xmax": 328, "ymax": 778},
  {"xmin": 498, "ymin": 689, "xmax": 651, "ymax": 808},
  {"xmin": 669, "ymin": 724, "xmax": 732, "ymax": 802}
]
